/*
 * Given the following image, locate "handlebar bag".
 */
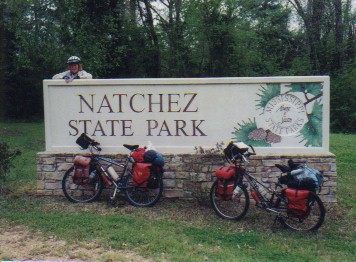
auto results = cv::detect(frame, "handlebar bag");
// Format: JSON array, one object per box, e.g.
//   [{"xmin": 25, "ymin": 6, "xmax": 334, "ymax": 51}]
[
  {"xmin": 133, "ymin": 163, "xmax": 152, "ymax": 187},
  {"xmin": 73, "ymin": 156, "xmax": 91, "ymax": 185},
  {"xmin": 132, "ymin": 148, "xmax": 146, "ymax": 163},
  {"xmin": 76, "ymin": 133, "xmax": 94, "ymax": 149},
  {"xmin": 223, "ymin": 141, "xmax": 249, "ymax": 160},
  {"xmin": 285, "ymin": 188, "xmax": 310, "ymax": 217}
]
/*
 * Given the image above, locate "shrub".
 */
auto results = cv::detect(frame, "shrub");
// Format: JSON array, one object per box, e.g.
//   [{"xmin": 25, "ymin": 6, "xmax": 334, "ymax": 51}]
[
  {"xmin": 187, "ymin": 142, "xmax": 225, "ymax": 206},
  {"xmin": 331, "ymin": 62, "xmax": 356, "ymax": 133},
  {"xmin": 0, "ymin": 142, "xmax": 21, "ymax": 192}
]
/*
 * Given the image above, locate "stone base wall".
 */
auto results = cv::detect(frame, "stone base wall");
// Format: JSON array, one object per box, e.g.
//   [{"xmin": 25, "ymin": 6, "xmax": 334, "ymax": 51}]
[{"xmin": 36, "ymin": 152, "xmax": 337, "ymax": 202}]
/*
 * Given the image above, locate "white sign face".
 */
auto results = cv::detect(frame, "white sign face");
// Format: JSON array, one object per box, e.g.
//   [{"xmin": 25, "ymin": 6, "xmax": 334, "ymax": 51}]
[{"xmin": 43, "ymin": 77, "xmax": 330, "ymax": 154}]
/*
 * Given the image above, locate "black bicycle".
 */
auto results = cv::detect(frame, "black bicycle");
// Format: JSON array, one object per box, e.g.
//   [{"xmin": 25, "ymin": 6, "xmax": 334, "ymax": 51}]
[
  {"xmin": 210, "ymin": 141, "xmax": 326, "ymax": 231},
  {"xmin": 62, "ymin": 133, "xmax": 164, "ymax": 207}
]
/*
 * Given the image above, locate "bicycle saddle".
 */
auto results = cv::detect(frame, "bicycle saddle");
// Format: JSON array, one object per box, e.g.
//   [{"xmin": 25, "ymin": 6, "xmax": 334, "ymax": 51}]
[
  {"xmin": 123, "ymin": 144, "xmax": 140, "ymax": 151},
  {"xmin": 287, "ymin": 159, "xmax": 300, "ymax": 170},
  {"xmin": 275, "ymin": 159, "xmax": 301, "ymax": 173},
  {"xmin": 275, "ymin": 164, "xmax": 291, "ymax": 173}
]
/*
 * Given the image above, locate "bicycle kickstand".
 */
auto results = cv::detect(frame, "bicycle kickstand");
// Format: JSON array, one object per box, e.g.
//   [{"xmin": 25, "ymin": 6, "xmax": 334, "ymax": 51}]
[{"xmin": 271, "ymin": 214, "xmax": 282, "ymax": 232}]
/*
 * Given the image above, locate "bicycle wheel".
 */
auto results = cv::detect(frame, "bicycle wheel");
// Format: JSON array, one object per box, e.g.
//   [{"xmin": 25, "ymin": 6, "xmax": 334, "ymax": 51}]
[
  {"xmin": 210, "ymin": 181, "xmax": 249, "ymax": 220},
  {"xmin": 124, "ymin": 172, "xmax": 163, "ymax": 207},
  {"xmin": 276, "ymin": 191, "xmax": 326, "ymax": 231},
  {"xmin": 62, "ymin": 167, "xmax": 104, "ymax": 203}
]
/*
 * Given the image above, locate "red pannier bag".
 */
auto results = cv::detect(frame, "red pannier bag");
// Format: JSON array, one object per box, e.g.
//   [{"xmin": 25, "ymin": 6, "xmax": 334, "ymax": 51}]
[
  {"xmin": 133, "ymin": 163, "xmax": 152, "ymax": 187},
  {"xmin": 286, "ymin": 188, "xmax": 310, "ymax": 217},
  {"xmin": 215, "ymin": 166, "xmax": 236, "ymax": 200},
  {"xmin": 131, "ymin": 148, "xmax": 146, "ymax": 163},
  {"xmin": 73, "ymin": 155, "xmax": 91, "ymax": 185},
  {"xmin": 215, "ymin": 166, "xmax": 236, "ymax": 180}
]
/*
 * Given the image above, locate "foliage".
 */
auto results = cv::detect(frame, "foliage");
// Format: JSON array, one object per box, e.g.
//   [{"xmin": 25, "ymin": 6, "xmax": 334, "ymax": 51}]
[
  {"xmin": 0, "ymin": 122, "xmax": 44, "ymax": 193},
  {"xmin": 330, "ymin": 61, "xmax": 356, "ymax": 133},
  {"xmin": 189, "ymin": 141, "xmax": 225, "ymax": 206},
  {"xmin": 0, "ymin": 0, "xmax": 355, "ymax": 132},
  {"xmin": 0, "ymin": 142, "xmax": 21, "ymax": 191},
  {"xmin": 193, "ymin": 141, "xmax": 225, "ymax": 155}
]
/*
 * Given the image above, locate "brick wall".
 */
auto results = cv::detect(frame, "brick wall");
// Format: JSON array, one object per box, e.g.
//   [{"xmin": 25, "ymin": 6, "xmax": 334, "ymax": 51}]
[{"xmin": 36, "ymin": 152, "xmax": 337, "ymax": 202}]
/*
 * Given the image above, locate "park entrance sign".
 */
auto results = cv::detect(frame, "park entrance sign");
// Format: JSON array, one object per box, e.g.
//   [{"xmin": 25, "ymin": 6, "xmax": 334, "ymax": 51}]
[{"xmin": 43, "ymin": 76, "xmax": 330, "ymax": 154}]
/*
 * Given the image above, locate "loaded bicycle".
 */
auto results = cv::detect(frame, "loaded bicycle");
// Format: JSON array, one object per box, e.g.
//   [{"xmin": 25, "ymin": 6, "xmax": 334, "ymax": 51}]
[
  {"xmin": 210, "ymin": 141, "xmax": 326, "ymax": 231},
  {"xmin": 62, "ymin": 133, "xmax": 164, "ymax": 207}
]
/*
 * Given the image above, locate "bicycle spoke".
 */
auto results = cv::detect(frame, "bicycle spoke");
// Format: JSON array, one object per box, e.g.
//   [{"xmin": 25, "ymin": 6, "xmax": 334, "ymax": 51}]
[
  {"xmin": 62, "ymin": 167, "xmax": 104, "ymax": 203},
  {"xmin": 125, "ymin": 174, "xmax": 163, "ymax": 207}
]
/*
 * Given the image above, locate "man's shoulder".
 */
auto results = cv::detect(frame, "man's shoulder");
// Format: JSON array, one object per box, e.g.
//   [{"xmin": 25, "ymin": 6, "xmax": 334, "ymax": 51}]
[
  {"xmin": 79, "ymin": 70, "xmax": 93, "ymax": 79},
  {"xmin": 52, "ymin": 70, "xmax": 70, "ymax": 79}
]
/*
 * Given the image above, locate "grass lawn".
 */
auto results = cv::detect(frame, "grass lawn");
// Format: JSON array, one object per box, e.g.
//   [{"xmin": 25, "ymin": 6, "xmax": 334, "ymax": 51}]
[{"xmin": 0, "ymin": 122, "xmax": 355, "ymax": 261}]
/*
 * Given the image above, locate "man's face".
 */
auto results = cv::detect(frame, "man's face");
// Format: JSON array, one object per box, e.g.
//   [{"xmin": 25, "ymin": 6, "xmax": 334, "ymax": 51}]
[{"xmin": 69, "ymin": 63, "xmax": 80, "ymax": 74}]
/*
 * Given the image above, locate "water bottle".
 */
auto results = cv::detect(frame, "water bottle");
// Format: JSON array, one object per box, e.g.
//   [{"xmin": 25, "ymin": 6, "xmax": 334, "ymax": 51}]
[
  {"xmin": 232, "ymin": 186, "xmax": 243, "ymax": 199},
  {"xmin": 107, "ymin": 166, "xmax": 119, "ymax": 181},
  {"xmin": 257, "ymin": 185, "xmax": 271, "ymax": 201},
  {"xmin": 89, "ymin": 170, "xmax": 97, "ymax": 182},
  {"xmin": 291, "ymin": 168, "xmax": 304, "ymax": 176}
]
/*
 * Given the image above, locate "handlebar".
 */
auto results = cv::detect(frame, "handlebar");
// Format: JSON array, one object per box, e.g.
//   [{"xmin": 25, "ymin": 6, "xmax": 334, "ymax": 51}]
[
  {"xmin": 246, "ymin": 144, "xmax": 256, "ymax": 156},
  {"xmin": 76, "ymin": 133, "xmax": 140, "ymax": 153},
  {"xmin": 225, "ymin": 143, "xmax": 257, "ymax": 164},
  {"xmin": 92, "ymin": 143, "xmax": 102, "ymax": 152}
]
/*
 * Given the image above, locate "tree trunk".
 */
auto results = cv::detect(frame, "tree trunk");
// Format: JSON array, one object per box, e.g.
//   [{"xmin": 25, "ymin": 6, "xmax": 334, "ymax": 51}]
[
  {"xmin": 0, "ymin": 0, "xmax": 6, "ymax": 120},
  {"xmin": 142, "ymin": 0, "xmax": 161, "ymax": 77},
  {"xmin": 289, "ymin": 0, "xmax": 324, "ymax": 74},
  {"xmin": 333, "ymin": 0, "xmax": 344, "ymax": 73}
]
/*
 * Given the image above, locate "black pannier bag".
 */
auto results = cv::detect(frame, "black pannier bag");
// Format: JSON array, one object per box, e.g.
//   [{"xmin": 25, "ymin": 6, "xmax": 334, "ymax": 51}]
[
  {"xmin": 279, "ymin": 164, "xmax": 323, "ymax": 192},
  {"xmin": 143, "ymin": 150, "xmax": 165, "ymax": 167},
  {"xmin": 287, "ymin": 177, "xmax": 317, "ymax": 191},
  {"xmin": 147, "ymin": 165, "xmax": 163, "ymax": 189},
  {"xmin": 143, "ymin": 150, "xmax": 158, "ymax": 163}
]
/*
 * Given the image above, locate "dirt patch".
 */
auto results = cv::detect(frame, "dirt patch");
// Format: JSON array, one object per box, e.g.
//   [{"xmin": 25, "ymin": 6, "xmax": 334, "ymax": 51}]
[{"xmin": 0, "ymin": 220, "xmax": 152, "ymax": 261}]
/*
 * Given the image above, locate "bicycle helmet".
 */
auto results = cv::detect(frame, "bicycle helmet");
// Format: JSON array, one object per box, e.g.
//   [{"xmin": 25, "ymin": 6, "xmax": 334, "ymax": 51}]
[{"xmin": 67, "ymin": 56, "xmax": 81, "ymax": 64}]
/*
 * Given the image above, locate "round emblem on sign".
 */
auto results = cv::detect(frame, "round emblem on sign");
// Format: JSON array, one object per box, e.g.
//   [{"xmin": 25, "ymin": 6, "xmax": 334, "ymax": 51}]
[{"xmin": 264, "ymin": 94, "xmax": 308, "ymax": 136}]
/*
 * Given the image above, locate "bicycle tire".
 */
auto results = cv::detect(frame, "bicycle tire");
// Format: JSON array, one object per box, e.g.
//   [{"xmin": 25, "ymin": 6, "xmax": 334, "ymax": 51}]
[
  {"xmin": 124, "ymin": 172, "xmax": 163, "ymax": 207},
  {"xmin": 210, "ymin": 181, "xmax": 250, "ymax": 220},
  {"xmin": 276, "ymin": 191, "xmax": 326, "ymax": 231},
  {"xmin": 62, "ymin": 166, "xmax": 104, "ymax": 203}
]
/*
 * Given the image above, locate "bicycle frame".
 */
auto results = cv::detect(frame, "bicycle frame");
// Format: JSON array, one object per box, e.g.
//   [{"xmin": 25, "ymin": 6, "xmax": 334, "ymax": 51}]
[
  {"xmin": 63, "ymin": 133, "xmax": 165, "ymax": 207},
  {"xmin": 92, "ymin": 155, "xmax": 134, "ymax": 199},
  {"xmin": 210, "ymin": 141, "xmax": 326, "ymax": 231},
  {"xmin": 232, "ymin": 158, "xmax": 288, "ymax": 215}
]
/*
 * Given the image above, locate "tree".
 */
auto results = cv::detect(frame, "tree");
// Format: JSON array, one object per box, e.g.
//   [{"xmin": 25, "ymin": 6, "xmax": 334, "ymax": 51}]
[
  {"xmin": 0, "ymin": 0, "xmax": 6, "ymax": 120},
  {"xmin": 288, "ymin": 0, "xmax": 326, "ymax": 74}
]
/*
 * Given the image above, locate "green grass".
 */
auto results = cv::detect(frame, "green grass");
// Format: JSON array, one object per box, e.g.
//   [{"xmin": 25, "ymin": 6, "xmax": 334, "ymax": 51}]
[
  {"xmin": 330, "ymin": 133, "xmax": 356, "ymax": 210},
  {"xmin": 0, "ymin": 122, "xmax": 45, "ymax": 193},
  {"xmin": 0, "ymin": 123, "xmax": 355, "ymax": 261}
]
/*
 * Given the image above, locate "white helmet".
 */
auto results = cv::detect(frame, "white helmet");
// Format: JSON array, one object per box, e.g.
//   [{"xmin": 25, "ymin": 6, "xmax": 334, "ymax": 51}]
[{"xmin": 67, "ymin": 56, "xmax": 81, "ymax": 64}]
